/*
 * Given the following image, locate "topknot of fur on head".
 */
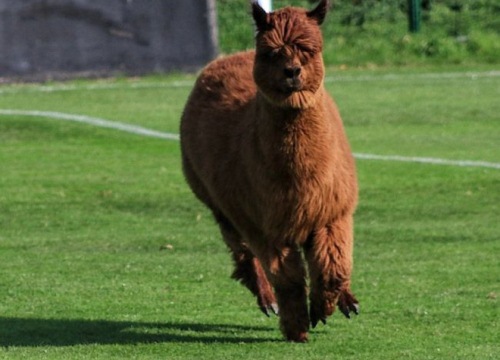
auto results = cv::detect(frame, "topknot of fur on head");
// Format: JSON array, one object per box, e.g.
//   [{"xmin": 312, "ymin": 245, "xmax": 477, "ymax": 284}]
[{"xmin": 252, "ymin": 1, "xmax": 328, "ymax": 109}]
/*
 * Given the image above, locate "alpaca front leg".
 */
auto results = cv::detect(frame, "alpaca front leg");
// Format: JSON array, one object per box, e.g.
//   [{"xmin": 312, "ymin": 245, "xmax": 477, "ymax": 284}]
[
  {"xmin": 305, "ymin": 216, "xmax": 359, "ymax": 327},
  {"xmin": 230, "ymin": 251, "xmax": 278, "ymax": 316},
  {"xmin": 261, "ymin": 245, "xmax": 310, "ymax": 342}
]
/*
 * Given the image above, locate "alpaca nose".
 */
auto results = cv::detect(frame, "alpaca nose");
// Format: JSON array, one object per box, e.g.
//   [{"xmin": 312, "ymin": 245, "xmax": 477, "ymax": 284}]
[{"xmin": 284, "ymin": 66, "xmax": 301, "ymax": 79}]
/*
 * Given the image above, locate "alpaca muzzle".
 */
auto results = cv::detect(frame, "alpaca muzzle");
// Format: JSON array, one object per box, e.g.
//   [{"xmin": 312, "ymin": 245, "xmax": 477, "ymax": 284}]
[{"xmin": 284, "ymin": 66, "xmax": 303, "ymax": 92}]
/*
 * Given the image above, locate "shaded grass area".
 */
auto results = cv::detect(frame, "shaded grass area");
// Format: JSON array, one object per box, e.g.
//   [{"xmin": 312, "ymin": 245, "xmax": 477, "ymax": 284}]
[{"xmin": 0, "ymin": 68, "xmax": 499, "ymax": 359}]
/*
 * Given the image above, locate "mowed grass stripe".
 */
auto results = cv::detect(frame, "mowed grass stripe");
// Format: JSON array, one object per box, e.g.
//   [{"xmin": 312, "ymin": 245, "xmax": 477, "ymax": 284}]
[{"xmin": 1, "ymin": 109, "xmax": 498, "ymax": 170}]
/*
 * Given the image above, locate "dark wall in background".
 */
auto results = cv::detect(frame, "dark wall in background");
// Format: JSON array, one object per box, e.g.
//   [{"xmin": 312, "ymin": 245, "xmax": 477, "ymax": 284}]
[{"xmin": 0, "ymin": 0, "xmax": 218, "ymax": 80}]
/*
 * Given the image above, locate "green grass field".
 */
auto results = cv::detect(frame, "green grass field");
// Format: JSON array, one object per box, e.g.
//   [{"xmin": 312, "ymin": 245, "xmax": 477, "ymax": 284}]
[{"xmin": 0, "ymin": 66, "xmax": 499, "ymax": 359}]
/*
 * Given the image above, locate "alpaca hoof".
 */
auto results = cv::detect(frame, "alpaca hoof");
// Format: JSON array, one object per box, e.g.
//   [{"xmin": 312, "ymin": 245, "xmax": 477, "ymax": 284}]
[
  {"xmin": 310, "ymin": 306, "xmax": 319, "ymax": 328},
  {"xmin": 353, "ymin": 302, "xmax": 360, "ymax": 315},
  {"xmin": 271, "ymin": 303, "xmax": 279, "ymax": 315},
  {"xmin": 340, "ymin": 307, "xmax": 351, "ymax": 319},
  {"xmin": 337, "ymin": 290, "xmax": 359, "ymax": 319},
  {"xmin": 260, "ymin": 306, "xmax": 271, "ymax": 317},
  {"xmin": 286, "ymin": 332, "xmax": 309, "ymax": 343},
  {"xmin": 310, "ymin": 304, "xmax": 327, "ymax": 329},
  {"xmin": 260, "ymin": 303, "xmax": 279, "ymax": 317},
  {"xmin": 311, "ymin": 317, "xmax": 326, "ymax": 328}
]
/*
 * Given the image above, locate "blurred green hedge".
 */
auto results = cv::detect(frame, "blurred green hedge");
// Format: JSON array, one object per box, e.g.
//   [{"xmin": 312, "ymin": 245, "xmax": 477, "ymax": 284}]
[{"xmin": 216, "ymin": 0, "xmax": 500, "ymax": 66}]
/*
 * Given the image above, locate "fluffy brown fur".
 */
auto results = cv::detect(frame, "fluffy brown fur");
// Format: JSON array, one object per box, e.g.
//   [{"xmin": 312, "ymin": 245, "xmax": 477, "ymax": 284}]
[{"xmin": 180, "ymin": 0, "xmax": 359, "ymax": 342}]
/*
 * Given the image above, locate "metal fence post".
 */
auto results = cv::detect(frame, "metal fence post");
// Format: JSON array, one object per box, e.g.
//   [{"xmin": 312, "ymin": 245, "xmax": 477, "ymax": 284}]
[{"xmin": 408, "ymin": 0, "xmax": 421, "ymax": 32}]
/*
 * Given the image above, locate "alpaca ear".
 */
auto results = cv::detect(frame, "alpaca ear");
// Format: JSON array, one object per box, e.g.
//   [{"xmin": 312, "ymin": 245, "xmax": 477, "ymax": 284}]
[
  {"xmin": 252, "ymin": 1, "xmax": 271, "ymax": 31},
  {"xmin": 307, "ymin": 0, "xmax": 329, "ymax": 25}
]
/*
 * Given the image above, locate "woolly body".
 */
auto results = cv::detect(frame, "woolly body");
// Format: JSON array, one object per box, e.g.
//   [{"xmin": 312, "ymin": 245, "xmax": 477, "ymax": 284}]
[{"xmin": 180, "ymin": 1, "xmax": 359, "ymax": 342}]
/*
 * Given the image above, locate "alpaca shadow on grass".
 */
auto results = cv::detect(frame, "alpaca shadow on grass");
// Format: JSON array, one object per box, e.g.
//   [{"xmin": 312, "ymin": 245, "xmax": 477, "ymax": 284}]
[{"xmin": 0, "ymin": 317, "xmax": 279, "ymax": 347}]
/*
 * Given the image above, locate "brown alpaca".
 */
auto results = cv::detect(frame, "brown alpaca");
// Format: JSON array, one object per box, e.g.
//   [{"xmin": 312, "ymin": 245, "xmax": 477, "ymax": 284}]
[{"xmin": 180, "ymin": 0, "xmax": 359, "ymax": 342}]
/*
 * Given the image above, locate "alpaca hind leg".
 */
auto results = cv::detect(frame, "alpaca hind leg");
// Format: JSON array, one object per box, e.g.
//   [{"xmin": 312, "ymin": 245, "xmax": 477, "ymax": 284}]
[
  {"xmin": 258, "ymin": 244, "xmax": 309, "ymax": 342},
  {"xmin": 216, "ymin": 215, "xmax": 277, "ymax": 316},
  {"xmin": 305, "ymin": 216, "xmax": 359, "ymax": 328}
]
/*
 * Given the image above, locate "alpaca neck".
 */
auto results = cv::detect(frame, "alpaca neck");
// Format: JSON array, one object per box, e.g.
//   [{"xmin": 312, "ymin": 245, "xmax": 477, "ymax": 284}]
[{"xmin": 255, "ymin": 88, "xmax": 333, "ymax": 176}]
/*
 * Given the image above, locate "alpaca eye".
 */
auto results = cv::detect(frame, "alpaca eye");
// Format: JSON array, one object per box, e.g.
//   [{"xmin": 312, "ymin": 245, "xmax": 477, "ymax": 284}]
[
  {"xmin": 300, "ymin": 49, "xmax": 317, "ymax": 64},
  {"xmin": 267, "ymin": 49, "xmax": 280, "ymax": 58},
  {"xmin": 259, "ymin": 49, "xmax": 278, "ymax": 60}
]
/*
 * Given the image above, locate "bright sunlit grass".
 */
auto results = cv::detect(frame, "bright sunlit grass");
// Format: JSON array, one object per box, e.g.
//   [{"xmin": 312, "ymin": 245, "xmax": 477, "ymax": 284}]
[{"xmin": 0, "ymin": 66, "xmax": 498, "ymax": 359}]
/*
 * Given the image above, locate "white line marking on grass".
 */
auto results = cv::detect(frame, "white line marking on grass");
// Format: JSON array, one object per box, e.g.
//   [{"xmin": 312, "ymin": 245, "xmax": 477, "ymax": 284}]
[
  {"xmin": 1, "ymin": 109, "xmax": 499, "ymax": 170},
  {"xmin": 354, "ymin": 153, "xmax": 500, "ymax": 170},
  {"xmin": 0, "ymin": 109, "xmax": 179, "ymax": 141}
]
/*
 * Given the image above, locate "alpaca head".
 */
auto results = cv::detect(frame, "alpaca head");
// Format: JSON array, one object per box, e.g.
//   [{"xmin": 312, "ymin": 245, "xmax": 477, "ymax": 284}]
[{"xmin": 252, "ymin": 0, "xmax": 328, "ymax": 109}]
